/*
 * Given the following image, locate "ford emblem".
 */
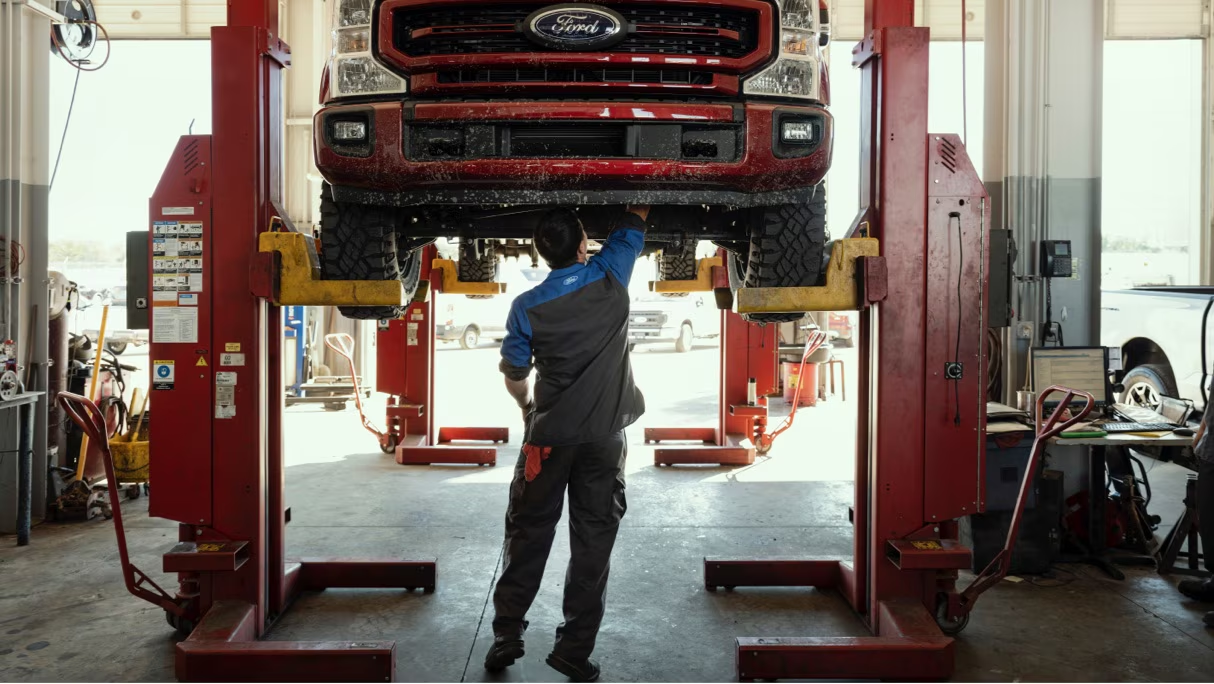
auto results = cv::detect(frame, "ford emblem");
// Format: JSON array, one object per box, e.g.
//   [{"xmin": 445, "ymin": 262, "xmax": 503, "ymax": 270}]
[{"xmin": 523, "ymin": 4, "xmax": 628, "ymax": 51}]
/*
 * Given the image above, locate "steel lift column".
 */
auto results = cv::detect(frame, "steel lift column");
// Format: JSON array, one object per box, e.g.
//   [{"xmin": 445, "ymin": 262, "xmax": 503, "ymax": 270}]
[
  {"xmin": 643, "ymin": 251, "xmax": 777, "ymax": 467},
  {"xmin": 705, "ymin": 1, "xmax": 991, "ymax": 679},
  {"xmin": 377, "ymin": 244, "xmax": 509, "ymax": 465},
  {"xmin": 142, "ymin": 2, "xmax": 434, "ymax": 680}
]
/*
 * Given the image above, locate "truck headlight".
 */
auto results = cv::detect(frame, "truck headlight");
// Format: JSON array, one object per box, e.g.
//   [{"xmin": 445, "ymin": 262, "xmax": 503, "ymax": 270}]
[
  {"xmin": 328, "ymin": 0, "xmax": 405, "ymax": 99},
  {"xmin": 745, "ymin": 0, "xmax": 822, "ymax": 101}
]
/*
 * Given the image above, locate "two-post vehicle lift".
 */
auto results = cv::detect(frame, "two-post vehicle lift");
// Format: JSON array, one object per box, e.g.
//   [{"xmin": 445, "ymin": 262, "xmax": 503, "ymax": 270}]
[{"xmin": 59, "ymin": 0, "xmax": 1087, "ymax": 680}]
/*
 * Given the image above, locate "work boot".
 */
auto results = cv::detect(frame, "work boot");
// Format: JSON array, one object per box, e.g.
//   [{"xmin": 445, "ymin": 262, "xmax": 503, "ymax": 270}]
[
  {"xmin": 546, "ymin": 653, "xmax": 601, "ymax": 683},
  {"xmin": 484, "ymin": 634, "xmax": 525, "ymax": 672},
  {"xmin": 1204, "ymin": 611, "xmax": 1214, "ymax": 628},
  {"xmin": 1178, "ymin": 577, "xmax": 1214, "ymax": 603}
]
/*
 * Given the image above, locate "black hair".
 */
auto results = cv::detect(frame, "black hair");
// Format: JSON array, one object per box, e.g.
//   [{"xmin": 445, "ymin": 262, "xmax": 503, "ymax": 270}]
[{"xmin": 534, "ymin": 208, "xmax": 584, "ymax": 269}]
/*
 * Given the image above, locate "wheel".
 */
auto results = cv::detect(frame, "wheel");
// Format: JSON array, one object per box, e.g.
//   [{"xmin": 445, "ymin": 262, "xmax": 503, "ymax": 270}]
[
  {"xmin": 934, "ymin": 595, "xmax": 971, "ymax": 636},
  {"xmin": 459, "ymin": 326, "xmax": 480, "ymax": 350},
  {"xmin": 657, "ymin": 240, "xmax": 697, "ymax": 297},
  {"xmin": 1119, "ymin": 364, "xmax": 1178, "ymax": 411},
  {"xmin": 675, "ymin": 323, "xmax": 694, "ymax": 353},
  {"xmin": 730, "ymin": 184, "xmax": 828, "ymax": 324},
  {"xmin": 319, "ymin": 182, "xmax": 420, "ymax": 320},
  {"xmin": 458, "ymin": 240, "xmax": 497, "ymax": 299},
  {"xmin": 126, "ymin": 484, "xmax": 141, "ymax": 500},
  {"xmin": 166, "ymin": 611, "xmax": 196, "ymax": 637},
  {"xmin": 380, "ymin": 433, "xmax": 398, "ymax": 454},
  {"xmin": 106, "ymin": 340, "xmax": 128, "ymax": 355}
]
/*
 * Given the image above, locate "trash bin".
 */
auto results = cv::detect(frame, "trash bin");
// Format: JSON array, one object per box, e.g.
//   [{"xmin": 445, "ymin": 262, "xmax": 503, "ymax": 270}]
[{"xmin": 782, "ymin": 361, "xmax": 818, "ymax": 407}]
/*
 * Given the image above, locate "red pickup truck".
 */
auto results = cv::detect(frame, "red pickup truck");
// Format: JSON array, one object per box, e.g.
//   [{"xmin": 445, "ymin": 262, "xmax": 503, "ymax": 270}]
[{"xmin": 314, "ymin": 0, "xmax": 833, "ymax": 322}]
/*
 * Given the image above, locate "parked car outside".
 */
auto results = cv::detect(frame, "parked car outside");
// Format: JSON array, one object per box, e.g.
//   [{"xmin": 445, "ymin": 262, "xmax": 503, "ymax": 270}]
[
  {"xmin": 437, "ymin": 264, "xmax": 549, "ymax": 349},
  {"xmin": 1101, "ymin": 286, "xmax": 1214, "ymax": 411},
  {"xmin": 77, "ymin": 285, "xmax": 149, "ymax": 355},
  {"xmin": 628, "ymin": 290, "xmax": 719, "ymax": 353}
]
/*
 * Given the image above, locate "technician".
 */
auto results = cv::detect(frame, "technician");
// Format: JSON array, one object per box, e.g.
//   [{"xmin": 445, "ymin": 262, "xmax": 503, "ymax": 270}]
[{"xmin": 484, "ymin": 205, "xmax": 650, "ymax": 682}]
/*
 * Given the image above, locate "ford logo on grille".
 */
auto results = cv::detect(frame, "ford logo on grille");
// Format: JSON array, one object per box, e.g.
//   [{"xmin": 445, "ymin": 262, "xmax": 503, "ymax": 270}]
[{"xmin": 523, "ymin": 4, "xmax": 628, "ymax": 51}]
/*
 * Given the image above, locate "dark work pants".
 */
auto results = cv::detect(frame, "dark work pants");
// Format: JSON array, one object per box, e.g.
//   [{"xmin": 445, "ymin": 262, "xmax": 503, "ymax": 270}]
[
  {"xmin": 1199, "ymin": 457, "xmax": 1214, "ymax": 573},
  {"xmin": 491, "ymin": 430, "xmax": 628, "ymax": 660}
]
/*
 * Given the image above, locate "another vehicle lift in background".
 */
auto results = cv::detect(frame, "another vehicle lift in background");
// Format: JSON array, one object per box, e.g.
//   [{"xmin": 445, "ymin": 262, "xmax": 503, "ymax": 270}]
[
  {"xmin": 644, "ymin": 252, "xmax": 778, "ymax": 467},
  {"xmin": 375, "ymin": 246, "xmax": 509, "ymax": 465}
]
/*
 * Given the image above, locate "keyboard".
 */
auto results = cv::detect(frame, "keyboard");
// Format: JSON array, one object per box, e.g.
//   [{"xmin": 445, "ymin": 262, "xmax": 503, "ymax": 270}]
[{"xmin": 1099, "ymin": 422, "xmax": 1176, "ymax": 433}]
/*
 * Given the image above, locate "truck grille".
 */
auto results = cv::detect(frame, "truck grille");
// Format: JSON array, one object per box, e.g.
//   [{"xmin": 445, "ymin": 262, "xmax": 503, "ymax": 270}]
[
  {"xmin": 393, "ymin": 4, "xmax": 759, "ymax": 59},
  {"xmin": 437, "ymin": 69, "xmax": 713, "ymax": 86}
]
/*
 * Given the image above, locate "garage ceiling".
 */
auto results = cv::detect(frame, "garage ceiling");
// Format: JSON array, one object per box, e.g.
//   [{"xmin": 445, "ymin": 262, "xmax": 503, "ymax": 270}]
[{"xmin": 90, "ymin": 0, "xmax": 1209, "ymax": 41}]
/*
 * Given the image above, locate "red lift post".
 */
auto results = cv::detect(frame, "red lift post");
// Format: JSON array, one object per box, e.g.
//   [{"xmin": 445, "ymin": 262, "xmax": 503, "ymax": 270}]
[
  {"xmin": 376, "ymin": 244, "xmax": 509, "ymax": 466},
  {"xmin": 142, "ymin": 4, "xmax": 432, "ymax": 680},
  {"xmin": 704, "ymin": 2, "xmax": 996, "ymax": 680},
  {"xmin": 645, "ymin": 251, "xmax": 778, "ymax": 467}
]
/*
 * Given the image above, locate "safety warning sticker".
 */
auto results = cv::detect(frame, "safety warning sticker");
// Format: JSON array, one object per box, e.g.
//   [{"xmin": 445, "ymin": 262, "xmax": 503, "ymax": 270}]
[
  {"xmin": 150, "ymin": 221, "xmax": 204, "ymax": 300},
  {"xmin": 152, "ymin": 275, "xmax": 189, "ymax": 293},
  {"xmin": 153, "ymin": 307, "xmax": 199, "ymax": 344},
  {"xmin": 407, "ymin": 322, "xmax": 419, "ymax": 346},
  {"xmin": 216, "ymin": 383, "xmax": 236, "ymax": 419},
  {"xmin": 152, "ymin": 360, "xmax": 175, "ymax": 390}
]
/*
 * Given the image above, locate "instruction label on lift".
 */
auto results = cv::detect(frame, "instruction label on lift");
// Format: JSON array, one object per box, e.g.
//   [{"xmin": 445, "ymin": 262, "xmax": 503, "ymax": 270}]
[
  {"xmin": 151, "ymin": 221, "xmax": 204, "ymax": 298},
  {"xmin": 215, "ymin": 384, "xmax": 236, "ymax": 419},
  {"xmin": 152, "ymin": 361, "xmax": 175, "ymax": 390},
  {"xmin": 153, "ymin": 308, "xmax": 198, "ymax": 344},
  {"xmin": 215, "ymin": 373, "xmax": 236, "ymax": 419},
  {"xmin": 407, "ymin": 322, "xmax": 419, "ymax": 346}
]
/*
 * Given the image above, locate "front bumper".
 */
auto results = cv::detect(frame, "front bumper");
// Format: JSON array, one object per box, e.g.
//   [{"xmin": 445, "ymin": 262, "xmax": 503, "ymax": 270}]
[{"xmin": 315, "ymin": 100, "xmax": 832, "ymax": 208}]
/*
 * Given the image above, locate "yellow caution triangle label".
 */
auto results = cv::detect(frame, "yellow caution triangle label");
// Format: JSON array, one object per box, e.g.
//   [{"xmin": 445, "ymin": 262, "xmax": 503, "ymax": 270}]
[{"xmin": 196, "ymin": 357, "xmax": 208, "ymax": 367}]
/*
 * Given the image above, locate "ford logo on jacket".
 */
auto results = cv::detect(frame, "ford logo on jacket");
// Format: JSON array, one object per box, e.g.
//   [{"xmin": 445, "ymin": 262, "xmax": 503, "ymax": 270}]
[{"xmin": 524, "ymin": 4, "xmax": 628, "ymax": 50}]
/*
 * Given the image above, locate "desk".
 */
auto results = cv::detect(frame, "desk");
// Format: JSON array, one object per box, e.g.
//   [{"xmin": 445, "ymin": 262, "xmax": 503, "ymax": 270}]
[{"xmin": 1050, "ymin": 432, "xmax": 1192, "ymax": 579}]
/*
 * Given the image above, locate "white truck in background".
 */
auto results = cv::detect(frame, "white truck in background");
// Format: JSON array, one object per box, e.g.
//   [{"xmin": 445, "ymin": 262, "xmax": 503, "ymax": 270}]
[{"xmin": 1101, "ymin": 287, "xmax": 1214, "ymax": 412}]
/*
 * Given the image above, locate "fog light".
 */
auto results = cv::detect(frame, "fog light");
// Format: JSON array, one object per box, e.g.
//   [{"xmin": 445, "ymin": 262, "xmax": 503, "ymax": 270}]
[
  {"xmin": 781, "ymin": 121, "xmax": 816, "ymax": 144},
  {"xmin": 333, "ymin": 120, "xmax": 367, "ymax": 142}
]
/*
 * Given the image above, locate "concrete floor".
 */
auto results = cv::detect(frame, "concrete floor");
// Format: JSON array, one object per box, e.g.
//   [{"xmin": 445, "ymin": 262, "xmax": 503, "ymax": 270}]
[{"xmin": 2, "ymin": 344, "xmax": 1213, "ymax": 681}]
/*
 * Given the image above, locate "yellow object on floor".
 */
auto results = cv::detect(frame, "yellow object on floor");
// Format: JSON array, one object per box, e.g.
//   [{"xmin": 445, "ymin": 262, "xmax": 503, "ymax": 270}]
[{"xmin": 109, "ymin": 438, "xmax": 149, "ymax": 483}]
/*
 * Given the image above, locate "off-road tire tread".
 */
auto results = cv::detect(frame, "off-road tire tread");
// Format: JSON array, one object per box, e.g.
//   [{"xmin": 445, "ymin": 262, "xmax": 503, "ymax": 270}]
[
  {"xmin": 320, "ymin": 183, "xmax": 413, "ymax": 320},
  {"xmin": 740, "ymin": 189, "xmax": 827, "ymax": 323},
  {"xmin": 658, "ymin": 241, "xmax": 697, "ymax": 298},
  {"xmin": 459, "ymin": 240, "xmax": 497, "ymax": 283}
]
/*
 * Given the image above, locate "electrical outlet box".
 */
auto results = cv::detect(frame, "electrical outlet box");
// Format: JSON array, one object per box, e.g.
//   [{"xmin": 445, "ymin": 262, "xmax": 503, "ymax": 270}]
[{"xmin": 1016, "ymin": 322, "xmax": 1034, "ymax": 340}]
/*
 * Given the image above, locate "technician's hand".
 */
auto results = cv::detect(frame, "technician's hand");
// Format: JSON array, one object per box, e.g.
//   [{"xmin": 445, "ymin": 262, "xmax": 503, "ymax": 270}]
[
  {"xmin": 520, "ymin": 400, "xmax": 535, "ymax": 424},
  {"xmin": 626, "ymin": 204, "xmax": 651, "ymax": 221},
  {"xmin": 1194, "ymin": 423, "xmax": 1205, "ymax": 448}
]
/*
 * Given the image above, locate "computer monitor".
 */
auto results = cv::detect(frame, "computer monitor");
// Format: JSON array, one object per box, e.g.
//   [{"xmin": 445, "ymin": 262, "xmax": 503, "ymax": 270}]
[{"xmin": 1031, "ymin": 347, "xmax": 1111, "ymax": 409}]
